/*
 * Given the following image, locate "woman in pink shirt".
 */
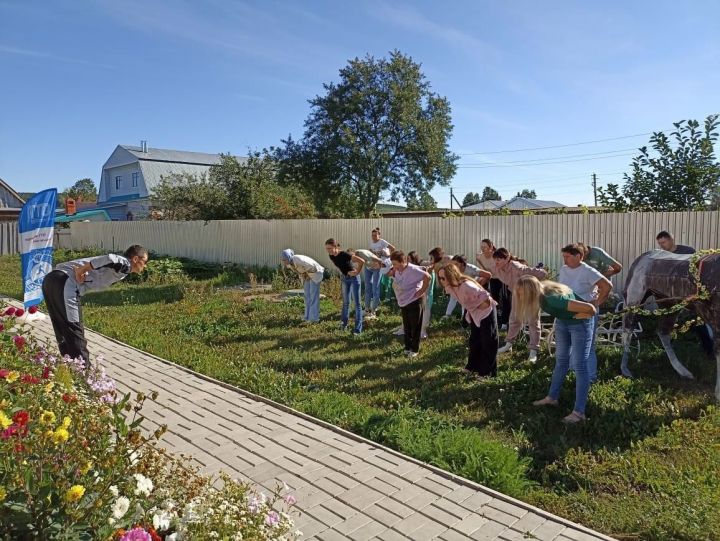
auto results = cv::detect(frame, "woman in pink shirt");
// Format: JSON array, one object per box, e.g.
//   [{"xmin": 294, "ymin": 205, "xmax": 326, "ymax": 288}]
[
  {"xmin": 438, "ymin": 262, "xmax": 499, "ymax": 377},
  {"xmin": 492, "ymin": 247, "xmax": 548, "ymax": 362},
  {"xmin": 387, "ymin": 250, "xmax": 431, "ymax": 357}
]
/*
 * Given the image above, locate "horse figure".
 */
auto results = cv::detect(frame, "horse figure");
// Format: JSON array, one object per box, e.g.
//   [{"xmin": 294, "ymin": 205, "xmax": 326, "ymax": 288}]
[{"xmin": 621, "ymin": 249, "xmax": 720, "ymax": 401}]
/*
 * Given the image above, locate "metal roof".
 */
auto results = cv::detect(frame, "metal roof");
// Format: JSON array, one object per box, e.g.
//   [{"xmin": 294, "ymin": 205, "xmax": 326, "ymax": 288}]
[
  {"xmin": 464, "ymin": 196, "xmax": 565, "ymax": 211},
  {"xmin": 0, "ymin": 177, "xmax": 25, "ymax": 209},
  {"xmin": 55, "ymin": 209, "xmax": 111, "ymax": 223},
  {"xmin": 120, "ymin": 145, "xmax": 223, "ymax": 166}
]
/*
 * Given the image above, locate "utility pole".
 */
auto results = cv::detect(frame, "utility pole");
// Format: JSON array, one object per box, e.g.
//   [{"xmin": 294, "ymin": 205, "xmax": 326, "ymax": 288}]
[
  {"xmin": 450, "ymin": 187, "xmax": 453, "ymax": 210},
  {"xmin": 592, "ymin": 173, "xmax": 598, "ymax": 207}
]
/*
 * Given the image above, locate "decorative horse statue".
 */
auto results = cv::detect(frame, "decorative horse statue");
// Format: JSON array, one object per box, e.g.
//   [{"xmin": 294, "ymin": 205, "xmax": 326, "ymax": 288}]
[{"xmin": 621, "ymin": 249, "xmax": 720, "ymax": 401}]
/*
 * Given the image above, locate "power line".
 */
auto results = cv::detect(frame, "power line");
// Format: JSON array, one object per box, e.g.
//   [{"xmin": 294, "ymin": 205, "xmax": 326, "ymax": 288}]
[
  {"xmin": 456, "ymin": 152, "xmax": 636, "ymax": 169},
  {"xmin": 458, "ymin": 147, "xmax": 638, "ymax": 166},
  {"xmin": 457, "ymin": 131, "xmax": 657, "ymax": 156}
]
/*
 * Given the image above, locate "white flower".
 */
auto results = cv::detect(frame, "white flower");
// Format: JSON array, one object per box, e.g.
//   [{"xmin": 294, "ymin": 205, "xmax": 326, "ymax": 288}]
[
  {"xmin": 109, "ymin": 485, "xmax": 119, "ymax": 497},
  {"xmin": 166, "ymin": 535, "xmax": 178, "ymax": 541},
  {"xmin": 153, "ymin": 510, "xmax": 171, "ymax": 530},
  {"xmin": 133, "ymin": 473, "xmax": 154, "ymax": 496},
  {"xmin": 112, "ymin": 496, "xmax": 130, "ymax": 519}
]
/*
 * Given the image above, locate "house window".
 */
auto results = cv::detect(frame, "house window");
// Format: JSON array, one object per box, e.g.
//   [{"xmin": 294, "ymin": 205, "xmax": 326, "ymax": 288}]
[
  {"xmin": 115, "ymin": 175, "xmax": 122, "ymax": 190},
  {"xmin": 132, "ymin": 172, "xmax": 139, "ymax": 187}
]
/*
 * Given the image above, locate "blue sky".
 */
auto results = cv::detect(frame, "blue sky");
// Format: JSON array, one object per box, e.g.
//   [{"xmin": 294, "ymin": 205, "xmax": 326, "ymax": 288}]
[{"xmin": 1, "ymin": 0, "xmax": 718, "ymax": 207}]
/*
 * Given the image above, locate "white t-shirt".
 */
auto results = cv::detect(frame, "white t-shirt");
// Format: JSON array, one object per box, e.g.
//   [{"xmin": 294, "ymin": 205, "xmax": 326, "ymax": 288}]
[
  {"xmin": 558, "ymin": 262, "xmax": 604, "ymax": 301},
  {"xmin": 290, "ymin": 254, "xmax": 325, "ymax": 283},
  {"xmin": 369, "ymin": 239, "xmax": 392, "ymax": 258},
  {"xmin": 463, "ymin": 262, "xmax": 482, "ymax": 279}
]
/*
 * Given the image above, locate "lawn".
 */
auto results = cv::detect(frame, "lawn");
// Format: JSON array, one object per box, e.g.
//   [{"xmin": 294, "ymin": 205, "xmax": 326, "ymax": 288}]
[{"xmin": 2, "ymin": 251, "xmax": 719, "ymax": 540}]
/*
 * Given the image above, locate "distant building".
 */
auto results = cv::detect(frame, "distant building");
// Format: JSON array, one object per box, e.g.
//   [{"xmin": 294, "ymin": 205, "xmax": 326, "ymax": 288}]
[
  {"xmin": 463, "ymin": 196, "xmax": 566, "ymax": 211},
  {"xmin": 95, "ymin": 142, "xmax": 232, "ymax": 220},
  {"xmin": 0, "ymin": 177, "xmax": 25, "ymax": 221}
]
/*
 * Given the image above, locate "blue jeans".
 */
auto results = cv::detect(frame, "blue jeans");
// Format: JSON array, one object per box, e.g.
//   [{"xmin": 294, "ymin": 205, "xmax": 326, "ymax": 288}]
[
  {"xmin": 588, "ymin": 312, "xmax": 599, "ymax": 381},
  {"xmin": 303, "ymin": 279, "xmax": 321, "ymax": 322},
  {"xmin": 548, "ymin": 318, "xmax": 593, "ymax": 414},
  {"xmin": 364, "ymin": 267, "xmax": 381, "ymax": 312},
  {"xmin": 341, "ymin": 275, "xmax": 363, "ymax": 333}
]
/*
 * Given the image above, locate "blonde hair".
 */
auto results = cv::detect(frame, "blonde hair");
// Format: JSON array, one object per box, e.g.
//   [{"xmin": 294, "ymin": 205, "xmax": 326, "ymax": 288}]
[
  {"xmin": 514, "ymin": 276, "xmax": 570, "ymax": 321},
  {"xmin": 439, "ymin": 261, "xmax": 474, "ymax": 287}
]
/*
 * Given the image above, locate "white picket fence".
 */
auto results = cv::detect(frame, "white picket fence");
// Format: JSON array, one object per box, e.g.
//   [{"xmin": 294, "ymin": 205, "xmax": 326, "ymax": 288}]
[{"xmin": 57, "ymin": 211, "xmax": 720, "ymax": 290}]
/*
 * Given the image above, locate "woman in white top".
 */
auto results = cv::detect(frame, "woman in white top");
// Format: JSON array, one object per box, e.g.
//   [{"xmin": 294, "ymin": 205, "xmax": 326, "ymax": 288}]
[
  {"xmin": 281, "ymin": 249, "xmax": 324, "ymax": 323},
  {"xmin": 366, "ymin": 228, "xmax": 396, "ymax": 315}
]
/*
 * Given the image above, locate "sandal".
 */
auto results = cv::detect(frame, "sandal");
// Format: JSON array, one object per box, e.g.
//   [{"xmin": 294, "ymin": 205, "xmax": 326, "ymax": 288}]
[
  {"xmin": 532, "ymin": 396, "xmax": 559, "ymax": 407},
  {"xmin": 562, "ymin": 411, "xmax": 587, "ymax": 424}
]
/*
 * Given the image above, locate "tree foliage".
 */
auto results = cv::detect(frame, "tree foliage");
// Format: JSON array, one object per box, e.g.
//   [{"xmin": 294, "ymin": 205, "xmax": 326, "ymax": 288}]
[
  {"xmin": 406, "ymin": 192, "xmax": 438, "ymax": 211},
  {"xmin": 277, "ymin": 50, "xmax": 458, "ymax": 217},
  {"xmin": 598, "ymin": 115, "xmax": 720, "ymax": 211},
  {"xmin": 481, "ymin": 186, "xmax": 501, "ymax": 202},
  {"xmin": 61, "ymin": 178, "xmax": 97, "ymax": 202},
  {"xmin": 151, "ymin": 153, "xmax": 316, "ymax": 221},
  {"xmin": 515, "ymin": 189, "xmax": 537, "ymax": 199},
  {"xmin": 462, "ymin": 192, "xmax": 481, "ymax": 207}
]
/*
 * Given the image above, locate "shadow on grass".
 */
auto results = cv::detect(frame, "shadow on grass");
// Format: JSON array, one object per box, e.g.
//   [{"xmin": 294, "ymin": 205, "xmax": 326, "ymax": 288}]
[{"xmin": 83, "ymin": 284, "xmax": 185, "ymax": 306}]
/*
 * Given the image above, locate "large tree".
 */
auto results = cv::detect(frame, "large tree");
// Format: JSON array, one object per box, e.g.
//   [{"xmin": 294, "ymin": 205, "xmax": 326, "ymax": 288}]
[
  {"xmin": 515, "ymin": 189, "xmax": 537, "ymax": 199},
  {"xmin": 406, "ymin": 192, "xmax": 438, "ymax": 211},
  {"xmin": 278, "ymin": 51, "xmax": 458, "ymax": 217},
  {"xmin": 151, "ymin": 153, "xmax": 315, "ymax": 220},
  {"xmin": 481, "ymin": 186, "xmax": 501, "ymax": 201},
  {"xmin": 598, "ymin": 115, "xmax": 720, "ymax": 211},
  {"xmin": 61, "ymin": 178, "xmax": 97, "ymax": 202},
  {"xmin": 462, "ymin": 192, "xmax": 481, "ymax": 207}
]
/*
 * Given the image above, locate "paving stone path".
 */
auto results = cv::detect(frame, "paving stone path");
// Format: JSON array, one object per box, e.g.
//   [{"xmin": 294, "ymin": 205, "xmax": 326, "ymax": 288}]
[{"xmin": 19, "ymin": 305, "xmax": 615, "ymax": 541}]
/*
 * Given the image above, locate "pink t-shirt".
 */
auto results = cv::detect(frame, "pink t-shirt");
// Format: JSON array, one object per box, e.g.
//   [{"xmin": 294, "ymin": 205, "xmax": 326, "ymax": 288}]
[
  {"xmin": 444, "ymin": 280, "xmax": 497, "ymax": 326},
  {"xmin": 393, "ymin": 263, "xmax": 429, "ymax": 307}
]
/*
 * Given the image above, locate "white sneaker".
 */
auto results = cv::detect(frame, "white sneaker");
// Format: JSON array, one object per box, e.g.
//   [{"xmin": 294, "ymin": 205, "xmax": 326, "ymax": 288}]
[
  {"xmin": 528, "ymin": 350, "xmax": 538, "ymax": 363},
  {"xmin": 498, "ymin": 343, "xmax": 513, "ymax": 354},
  {"xmin": 394, "ymin": 327, "xmax": 405, "ymax": 336},
  {"xmin": 407, "ymin": 351, "xmax": 418, "ymax": 358},
  {"xmin": 500, "ymin": 324, "xmax": 508, "ymax": 331},
  {"xmin": 420, "ymin": 331, "xmax": 428, "ymax": 339}
]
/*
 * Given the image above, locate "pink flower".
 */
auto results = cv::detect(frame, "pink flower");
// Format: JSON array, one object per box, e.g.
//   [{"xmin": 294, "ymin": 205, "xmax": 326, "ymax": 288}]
[
  {"xmin": 265, "ymin": 511, "xmax": 280, "ymax": 527},
  {"xmin": 0, "ymin": 369, "xmax": 8, "ymax": 379},
  {"xmin": 285, "ymin": 494, "xmax": 297, "ymax": 506},
  {"xmin": 13, "ymin": 335, "xmax": 26, "ymax": 350},
  {"xmin": 15, "ymin": 308, "xmax": 25, "ymax": 317},
  {"xmin": 28, "ymin": 305, "xmax": 38, "ymax": 315},
  {"xmin": 119, "ymin": 528, "xmax": 152, "ymax": 541},
  {"xmin": 3, "ymin": 307, "xmax": 16, "ymax": 316}
]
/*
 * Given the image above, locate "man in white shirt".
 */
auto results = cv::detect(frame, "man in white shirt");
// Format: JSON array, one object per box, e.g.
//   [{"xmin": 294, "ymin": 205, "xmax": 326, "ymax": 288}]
[
  {"xmin": 366, "ymin": 228, "xmax": 396, "ymax": 315},
  {"xmin": 558, "ymin": 243, "xmax": 613, "ymax": 382}
]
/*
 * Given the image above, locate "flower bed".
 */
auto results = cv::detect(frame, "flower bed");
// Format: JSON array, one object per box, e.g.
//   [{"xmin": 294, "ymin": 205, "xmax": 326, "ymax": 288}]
[{"xmin": 0, "ymin": 305, "xmax": 300, "ymax": 540}]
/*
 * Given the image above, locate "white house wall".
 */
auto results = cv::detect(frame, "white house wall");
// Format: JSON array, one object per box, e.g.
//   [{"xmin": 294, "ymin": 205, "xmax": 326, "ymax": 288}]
[{"xmin": 102, "ymin": 163, "xmax": 145, "ymax": 201}]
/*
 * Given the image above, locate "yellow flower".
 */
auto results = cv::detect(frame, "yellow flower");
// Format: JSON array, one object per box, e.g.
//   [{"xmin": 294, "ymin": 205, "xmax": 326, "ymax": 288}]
[
  {"xmin": 5, "ymin": 371, "xmax": 19, "ymax": 383},
  {"xmin": 0, "ymin": 399, "xmax": 8, "ymax": 409},
  {"xmin": 0, "ymin": 411, "xmax": 11, "ymax": 429},
  {"xmin": 64, "ymin": 485, "xmax": 85, "ymax": 503},
  {"xmin": 61, "ymin": 416, "xmax": 72, "ymax": 429},
  {"xmin": 40, "ymin": 411, "xmax": 57, "ymax": 425},
  {"xmin": 79, "ymin": 461, "xmax": 93, "ymax": 475},
  {"xmin": 52, "ymin": 428, "xmax": 70, "ymax": 445},
  {"xmin": 0, "ymin": 487, "xmax": 6, "ymax": 502},
  {"xmin": 44, "ymin": 382, "xmax": 54, "ymax": 393}
]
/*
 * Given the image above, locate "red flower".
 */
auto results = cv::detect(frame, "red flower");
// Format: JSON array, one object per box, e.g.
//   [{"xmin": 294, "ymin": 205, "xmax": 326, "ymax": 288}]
[
  {"xmin": 62, "ymin": 393, "xmax": 78, "ymax": 403},
  {"xmin": 3, "ymin": 307, "xmax": 16, "ymax": 316},
  {"xmin": 1, "ymin": 425, "xmax": 18, "ymax": 439},
  {"xmin": 20, "ymin": 374, "xmax": 40, "ymax": 384},
  {"xmin": 28, "ymin": 305, "xmax": 38, "ymax": 314},
  {"xmin": 15, "ymin": 308, "xmax": 25, "ymax": 317},
  {"xmin": 13, "ymin": 335, "xmax": 26, "ymax": 350},
  {"xmin": 42, "ymin": 366, "xmax": 51, "ymax": 379},
  {"xmin": 12, "ymin": 411, "xmax": 29, "ymax": 426},
  {"xmin": 148, "ymin": 528, "xmax": 162, "ymax": 541},
  {"xmin": 14, "ymin": 442, "xmax": 25, "ymax": 453},
  {"xmin": 0, "ymin": 369, "xmax": 9, "ymax": 379}
]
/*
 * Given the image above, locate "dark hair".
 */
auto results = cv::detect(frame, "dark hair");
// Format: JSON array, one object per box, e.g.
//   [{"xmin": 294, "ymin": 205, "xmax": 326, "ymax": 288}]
[
  {"xmin": 492, "ymin": 247, "xmax": 510, "ymax": 260},
  {"xmin": 656, "ymin": 230, "xmax": 672, "ymax": 240},
  {"xmin": 372, "ymin": 227, "xmax": 381, "ymax": 234},
  {"xmin": 390, "ymin": 250, "xmax": 406, "ymax": 263},
  {"xmin": 428, "ymin": 247, "xmax": 445, "ymax": 263},
  {"xmin": 407, "ymin": 250, "xmax": 422, "ymax": 265},
  {"xmin": 561, "ymin": 243, "xmax": 583, "ymax": 257},
  {"xmin": 451, "ymin": 254, "xmax": 468, "ymax": 266},
  {"xmin": 325, "ymin": 238, "xmax": 340, "ymax": 247},
  {"xmin": 124, "ymin": 245, "xmax": 148, "ymax": 260},
  {"xmin": 481, "ymin": 238, "xmax": 495, "ymax": 250}
]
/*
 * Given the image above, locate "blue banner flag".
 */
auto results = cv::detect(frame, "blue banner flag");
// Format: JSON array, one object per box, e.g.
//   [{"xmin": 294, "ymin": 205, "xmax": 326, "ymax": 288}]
[{"xmin": 19, "ymin": 189, "xmax": 57, "ymax": 309}]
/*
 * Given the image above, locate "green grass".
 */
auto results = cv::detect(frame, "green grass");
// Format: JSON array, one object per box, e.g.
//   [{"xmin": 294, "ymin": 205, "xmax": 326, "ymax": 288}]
[{"xmin": 2, "ymin": 252, "xmax": 719, "ymax": 540}]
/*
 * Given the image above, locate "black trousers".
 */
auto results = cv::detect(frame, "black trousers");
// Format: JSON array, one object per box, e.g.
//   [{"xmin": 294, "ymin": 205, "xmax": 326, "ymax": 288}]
[
  {"xmin": 42, "ymin": 270, "xmax": 90, "ymax": 367},
  {"xmin": 467, "ymin": 308, "xmax": 499, "ymax": 376},
  {"xmin": 489, "ymin": 278, "xmax": 510, "ymax": 326},
  {"xmin": 401, "ymin": 298, "xmax": 423, "ymax": 353}
]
